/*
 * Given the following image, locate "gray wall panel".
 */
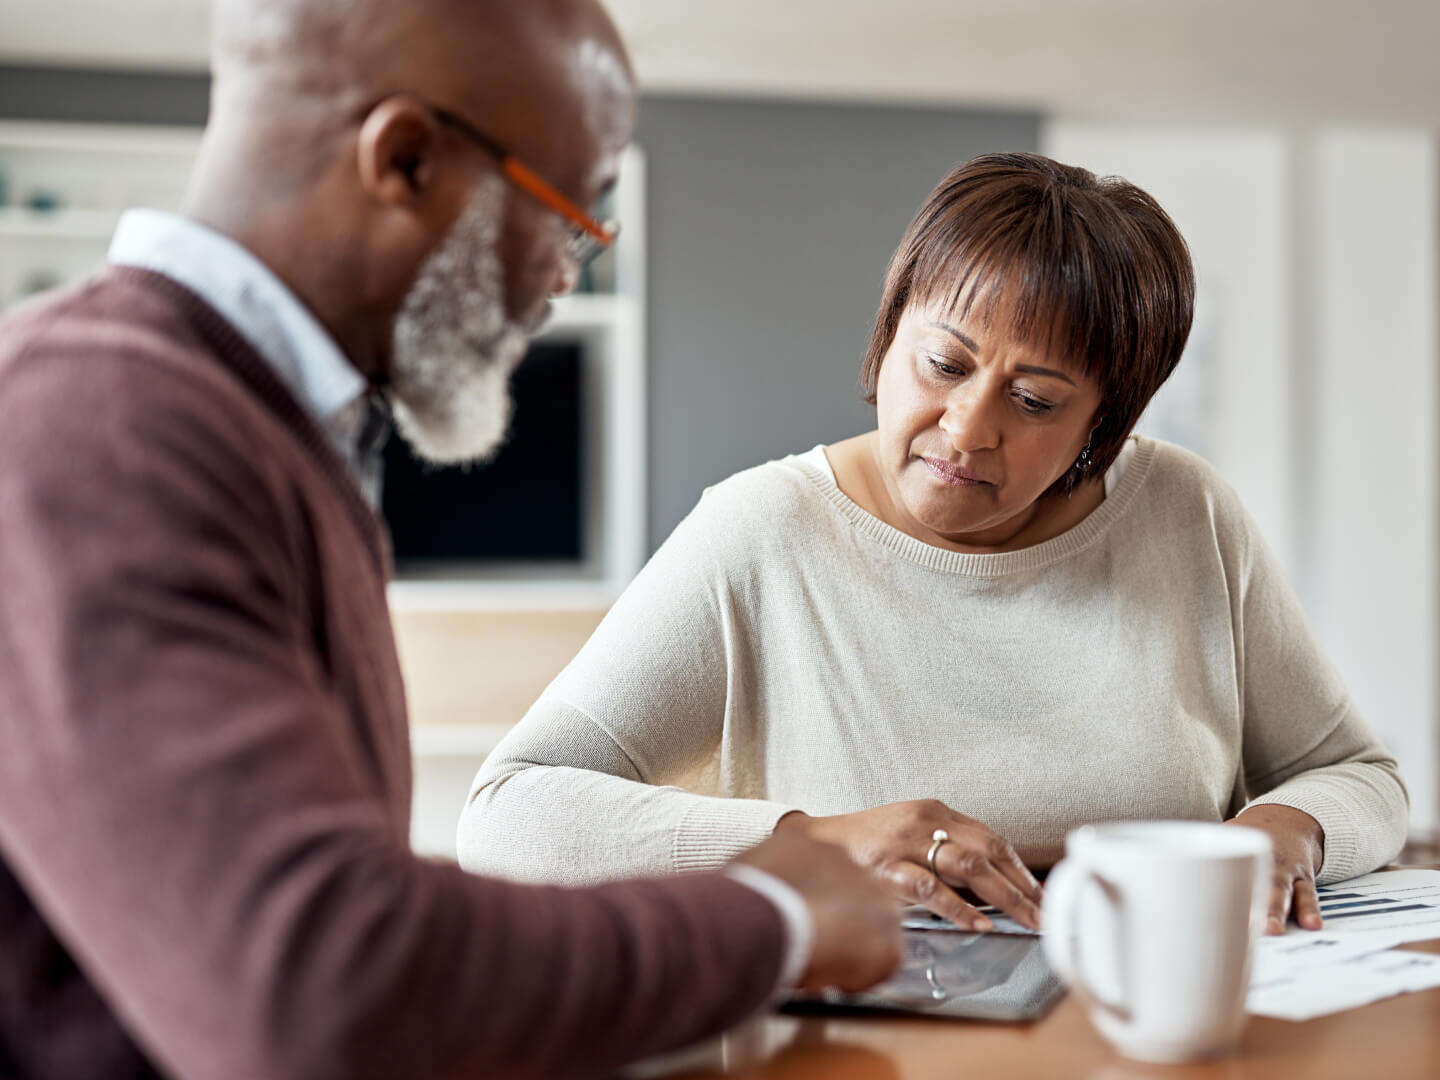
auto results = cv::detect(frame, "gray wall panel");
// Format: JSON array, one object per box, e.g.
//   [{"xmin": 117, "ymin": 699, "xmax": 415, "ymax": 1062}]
[
  {"xmin": 0, "ymin": 65, "xmax": 208, "ymax": 125},
  {"xmin": 636, "ymin": 96, "xmax": 1039, "ymax": 549}
]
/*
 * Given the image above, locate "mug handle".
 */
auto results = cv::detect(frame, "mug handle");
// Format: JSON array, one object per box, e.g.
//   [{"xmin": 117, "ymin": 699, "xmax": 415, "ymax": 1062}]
[{"xmin": 1042, "ymin": 857, "xmax": 1132, "ymax": 1022}]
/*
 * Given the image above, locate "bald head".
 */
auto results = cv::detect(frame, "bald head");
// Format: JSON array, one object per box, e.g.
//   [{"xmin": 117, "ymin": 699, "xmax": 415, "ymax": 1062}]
[
  {"xmin": 188, "ymin": 0, "xmax": 636, "ymax": 384},
  {"xmin": 212, "ymin": 0, "xmax": 631, "ymax": 106},
  {"xmin": 210, "ymin": 0, "xmax": 633, "ymax": 179}
]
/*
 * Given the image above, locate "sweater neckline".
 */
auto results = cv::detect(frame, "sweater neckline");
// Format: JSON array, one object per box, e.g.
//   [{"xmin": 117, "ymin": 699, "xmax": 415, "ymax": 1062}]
[
  {"xmin": 793, "ymin": 436, "xmax": 1156, "ymax": 576},
  {"xmin": 110, "ymin": 266, "xmax": 390, "ymax": 578}
]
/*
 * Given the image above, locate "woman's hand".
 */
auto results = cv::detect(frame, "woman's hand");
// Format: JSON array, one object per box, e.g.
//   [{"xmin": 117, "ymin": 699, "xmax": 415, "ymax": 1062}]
[
  {"xmin": 774, "ymin": 800, "xmax": 1043, "ymax": 931},
  {"xmin": 1227, "ymin": 805, "xmax": 1326, "ymax": 934}
]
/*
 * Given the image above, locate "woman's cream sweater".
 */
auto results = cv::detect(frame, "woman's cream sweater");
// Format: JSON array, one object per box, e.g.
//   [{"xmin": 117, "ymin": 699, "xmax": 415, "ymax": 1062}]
[{"xmin": 458, "ymin": 438, "xmax": 1408, "ymax": 885}]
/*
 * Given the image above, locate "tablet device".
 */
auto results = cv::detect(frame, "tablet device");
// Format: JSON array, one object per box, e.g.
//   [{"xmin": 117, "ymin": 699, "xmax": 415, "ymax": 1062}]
[
  {"xmin": 783, "ymin": 926, "xmax": 1064, "ymax": 1022},
  {"xmin": 901, "ymin": 902, "xmax": 1040, "ymax": 936}
]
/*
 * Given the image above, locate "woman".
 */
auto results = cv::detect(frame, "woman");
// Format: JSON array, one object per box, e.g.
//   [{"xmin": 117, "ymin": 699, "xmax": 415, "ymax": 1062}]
[{"xmin": 457, "ymin": 153, "xmax": 1407, "ymax": 936}]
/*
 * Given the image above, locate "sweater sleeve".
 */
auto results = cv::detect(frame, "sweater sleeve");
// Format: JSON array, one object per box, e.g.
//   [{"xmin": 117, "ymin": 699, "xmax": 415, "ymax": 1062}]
[
  {"xmin": 1228, "ymin": 496, "xmax": 1409, "ymax": 883},
  {"xmin": 459, "ymin": 488, "xmax": 799, "ymax": 884},
  {"xmin": 0, "ymin": 342, "xmax": 785, "ymax": 1080}
]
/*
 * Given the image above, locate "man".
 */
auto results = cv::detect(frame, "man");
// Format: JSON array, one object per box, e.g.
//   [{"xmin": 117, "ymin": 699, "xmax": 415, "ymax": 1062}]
[{"xmin": 0, "ymin": 1, "xmax": 901, "ymax": 1078}]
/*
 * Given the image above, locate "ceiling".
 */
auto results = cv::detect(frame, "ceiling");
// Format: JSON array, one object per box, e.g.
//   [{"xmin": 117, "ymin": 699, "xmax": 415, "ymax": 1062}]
[{"xmin": 2, "ymin": 0, "xmax": 1437, "ymax": 125}]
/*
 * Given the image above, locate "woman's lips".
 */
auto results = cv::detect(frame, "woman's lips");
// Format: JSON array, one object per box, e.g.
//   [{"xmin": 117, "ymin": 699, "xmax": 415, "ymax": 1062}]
[{"xmin": 922, "ymin": 457, "xmax": 993, "ymax": 487}]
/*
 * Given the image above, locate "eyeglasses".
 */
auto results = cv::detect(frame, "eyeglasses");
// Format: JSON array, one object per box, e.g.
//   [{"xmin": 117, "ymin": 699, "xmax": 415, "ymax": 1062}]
[{"xmin": 420, "ymin": 100, "xmax": 620, "ymax": 268}]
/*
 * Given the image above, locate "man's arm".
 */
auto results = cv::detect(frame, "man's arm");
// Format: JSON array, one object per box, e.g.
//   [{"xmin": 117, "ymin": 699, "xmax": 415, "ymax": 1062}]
[{"xmin": 0, "ymin": 347, "xmax": 787, "ymax": 1080}]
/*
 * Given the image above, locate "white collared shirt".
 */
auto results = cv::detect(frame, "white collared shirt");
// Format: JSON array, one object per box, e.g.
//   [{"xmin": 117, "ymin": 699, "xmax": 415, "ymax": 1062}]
[{"xmin": 108, "ymin": 209, "xmax": 382, "ymax": 506}]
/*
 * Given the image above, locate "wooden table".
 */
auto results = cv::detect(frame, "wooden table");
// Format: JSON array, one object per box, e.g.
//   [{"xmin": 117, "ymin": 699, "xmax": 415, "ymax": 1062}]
[{"xmin": 636, "ymin": 913, "xmax": 1440, "ymax": 1078}]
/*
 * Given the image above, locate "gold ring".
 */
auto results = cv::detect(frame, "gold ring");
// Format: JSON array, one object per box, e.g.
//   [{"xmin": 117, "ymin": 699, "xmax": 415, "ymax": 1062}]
[{"xmin": 926, "ymin": 828, "xmax": 949, "ymax": 878}]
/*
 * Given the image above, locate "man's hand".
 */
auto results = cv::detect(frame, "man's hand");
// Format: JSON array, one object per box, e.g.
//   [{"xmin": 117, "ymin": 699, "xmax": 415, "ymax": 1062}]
[
  {"xmin": 775, "ymin": 800, "xmax": 1043, "ymax": 932},
  {"xmin": 1227, "ymin": 805, "xmax": 1326, "ymax": 934},
  {"xmin": 736, "ymin": 830, "xmax": 903, "ymax": 993}
]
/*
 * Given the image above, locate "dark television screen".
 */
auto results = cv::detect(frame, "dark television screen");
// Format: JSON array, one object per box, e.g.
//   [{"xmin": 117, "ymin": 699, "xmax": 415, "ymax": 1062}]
[{"xmin": 381, "ymin": 341, "xmax": 584, "ymax": 569}]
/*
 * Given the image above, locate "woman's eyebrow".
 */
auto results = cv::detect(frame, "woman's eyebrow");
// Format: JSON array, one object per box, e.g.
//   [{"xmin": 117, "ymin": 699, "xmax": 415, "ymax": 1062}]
[
  {"xmin": 1014, "ymin": 364, "xmax": 1076, "ymax": 387},
  {"xmin": 926, "ymin": 320, "xmax": 979, "ymax": 351},
  {"xmin": 927, "ymin": 321, "xmax": 1077, "ymax": 386}
]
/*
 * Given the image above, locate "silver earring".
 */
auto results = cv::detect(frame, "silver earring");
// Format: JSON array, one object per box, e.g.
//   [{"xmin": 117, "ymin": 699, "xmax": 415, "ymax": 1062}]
[{"xmin": 1074, "ymin": 438, "xmax": 1093, "ymax": 474}]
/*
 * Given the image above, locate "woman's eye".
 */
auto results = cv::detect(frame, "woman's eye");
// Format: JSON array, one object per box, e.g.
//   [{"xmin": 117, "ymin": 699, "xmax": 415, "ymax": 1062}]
[
  {"xmin": 1013, "ymin": 392, "xmax": 1055, "ymax": 415},
  {"xmin": 926, "ymin": 356, "xmax": 962, "ymax": 377}
]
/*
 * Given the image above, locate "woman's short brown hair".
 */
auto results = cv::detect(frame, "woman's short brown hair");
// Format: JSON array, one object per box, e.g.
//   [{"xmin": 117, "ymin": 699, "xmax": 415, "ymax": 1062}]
[{"xmin": 860, "ymin": 152, "xmax": 1195, "ymax": 491}]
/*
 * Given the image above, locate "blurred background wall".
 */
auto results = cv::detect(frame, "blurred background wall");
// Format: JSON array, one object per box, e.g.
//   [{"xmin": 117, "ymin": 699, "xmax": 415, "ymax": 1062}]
[
  {"xmin": 637, "ymin": 97, "xmax": 1038, "ymax": 546},
  {"xmin": 1, "ymin": 0, "xmax": 1436, "ymax": 847}
]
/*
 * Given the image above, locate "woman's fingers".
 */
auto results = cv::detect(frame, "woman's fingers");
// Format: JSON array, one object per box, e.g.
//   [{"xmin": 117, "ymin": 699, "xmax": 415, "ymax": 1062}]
[
  {"xmin": 1291, "ymin": 876, "xmax": 1324, "ymax": 930},
  {"xmin": 990, "ymin": 835, "xmax": 1044, "ymax": 904},
  {"xmin": 816, "ymin": 801, "xmax": 1041, "ymax": 931},
  {"xmin": 935, "ymin": 843, "xmax": 1043, "ymax": 930},
  {"xmin": 1267, "ymin": 872, "xmax": 1295, "ymax": 934},
  {"xmin": 887, "ymin": 861, "xmax": 992, "ymax": 931},
  {"xmin": 935, "ymin": 810, "xmax": 1041, "ymax": 904}
]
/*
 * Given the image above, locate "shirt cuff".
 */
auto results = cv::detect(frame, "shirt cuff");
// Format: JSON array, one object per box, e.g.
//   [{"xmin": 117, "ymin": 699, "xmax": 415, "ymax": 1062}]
[{"xmin": 723, "ymin": 864, "xmax": 814, "ymax": 992}]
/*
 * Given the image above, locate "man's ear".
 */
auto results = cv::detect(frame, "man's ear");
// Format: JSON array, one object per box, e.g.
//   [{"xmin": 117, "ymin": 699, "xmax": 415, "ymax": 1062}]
[{"xmin": 356, "ymin": 97, "xmax": 443, "ymax": 206}]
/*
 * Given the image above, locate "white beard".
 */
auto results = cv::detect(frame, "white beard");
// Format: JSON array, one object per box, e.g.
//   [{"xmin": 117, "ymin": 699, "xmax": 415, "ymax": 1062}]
[{"xmin": 388, "ymin": 175, "xmax": 531, "ymax": 465}]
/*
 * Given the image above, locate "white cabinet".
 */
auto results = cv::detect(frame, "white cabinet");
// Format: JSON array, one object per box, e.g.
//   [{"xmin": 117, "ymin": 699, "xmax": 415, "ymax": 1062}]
[{"xmin": 0, "ymin": 121, "xmax": 198, "ymax": 307}]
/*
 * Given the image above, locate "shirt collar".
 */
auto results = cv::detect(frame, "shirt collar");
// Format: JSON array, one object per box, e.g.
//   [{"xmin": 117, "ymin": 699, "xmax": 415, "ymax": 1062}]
[{"xmin": 107, "ymin": 209, "xmax": 380, "ymax": 500}]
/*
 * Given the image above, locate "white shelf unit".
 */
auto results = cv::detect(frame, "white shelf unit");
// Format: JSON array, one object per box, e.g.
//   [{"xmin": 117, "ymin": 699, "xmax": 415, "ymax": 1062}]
[
  {"xmin": 0, "ymin": 206, "xmax": 126, "ymax": 239},
  {"xmin": 410, "ymin": 723, "xmax": 521, "ymax": 858},
  {"xmin": 0, "ymin": 121, "xmax": 200, "ymax": 307},
  {"xmin": 411, "ymin": 723, "xmax": 515, "ymax": 758}
]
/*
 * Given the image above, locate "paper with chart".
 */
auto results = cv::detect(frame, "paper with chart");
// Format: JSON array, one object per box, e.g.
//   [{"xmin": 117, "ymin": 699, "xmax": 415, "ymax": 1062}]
[
  {"xmin": 1290, "ymin": 868, "xmax": 1440, "ymax": 948},
  {"xmin": 1247, "ymin": 869, "xmax": 1440, "ymax": 1020},
  {"xmin": 1248, "ymin": 941, "xmax": 1440, "ymax": 1020}
]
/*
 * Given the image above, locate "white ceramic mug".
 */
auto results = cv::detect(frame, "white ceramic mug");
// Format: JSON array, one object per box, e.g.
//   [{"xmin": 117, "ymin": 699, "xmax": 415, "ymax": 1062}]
[{"xmin": 1042, "ymin": 821, "xmax": 1272, "ymax": 1064}]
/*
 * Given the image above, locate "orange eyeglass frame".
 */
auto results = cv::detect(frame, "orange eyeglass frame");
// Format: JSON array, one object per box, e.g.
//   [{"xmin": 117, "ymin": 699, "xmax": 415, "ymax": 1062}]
[{"xmin": 424, "ymin": 100, "xmax": 619, "ymax": 266}]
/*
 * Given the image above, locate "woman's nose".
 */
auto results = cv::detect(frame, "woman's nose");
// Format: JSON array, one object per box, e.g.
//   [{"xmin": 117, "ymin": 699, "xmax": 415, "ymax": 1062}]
[{"xmin": 938, "ymin": 390, "xmax": 1001, "ymax": 453}]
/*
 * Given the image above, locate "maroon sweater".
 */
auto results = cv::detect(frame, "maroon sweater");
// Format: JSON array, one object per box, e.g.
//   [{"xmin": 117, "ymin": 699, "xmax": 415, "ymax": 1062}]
[{"xmin": 0, "ymin": 267, "xmax": 784, "ymax": 1080}]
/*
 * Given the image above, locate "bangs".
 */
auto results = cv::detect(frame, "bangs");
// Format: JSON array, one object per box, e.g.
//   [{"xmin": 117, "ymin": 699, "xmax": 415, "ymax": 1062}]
[{"xmin": 905, "ymin": 181, "xmax": 1171, "ymax": 390}]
